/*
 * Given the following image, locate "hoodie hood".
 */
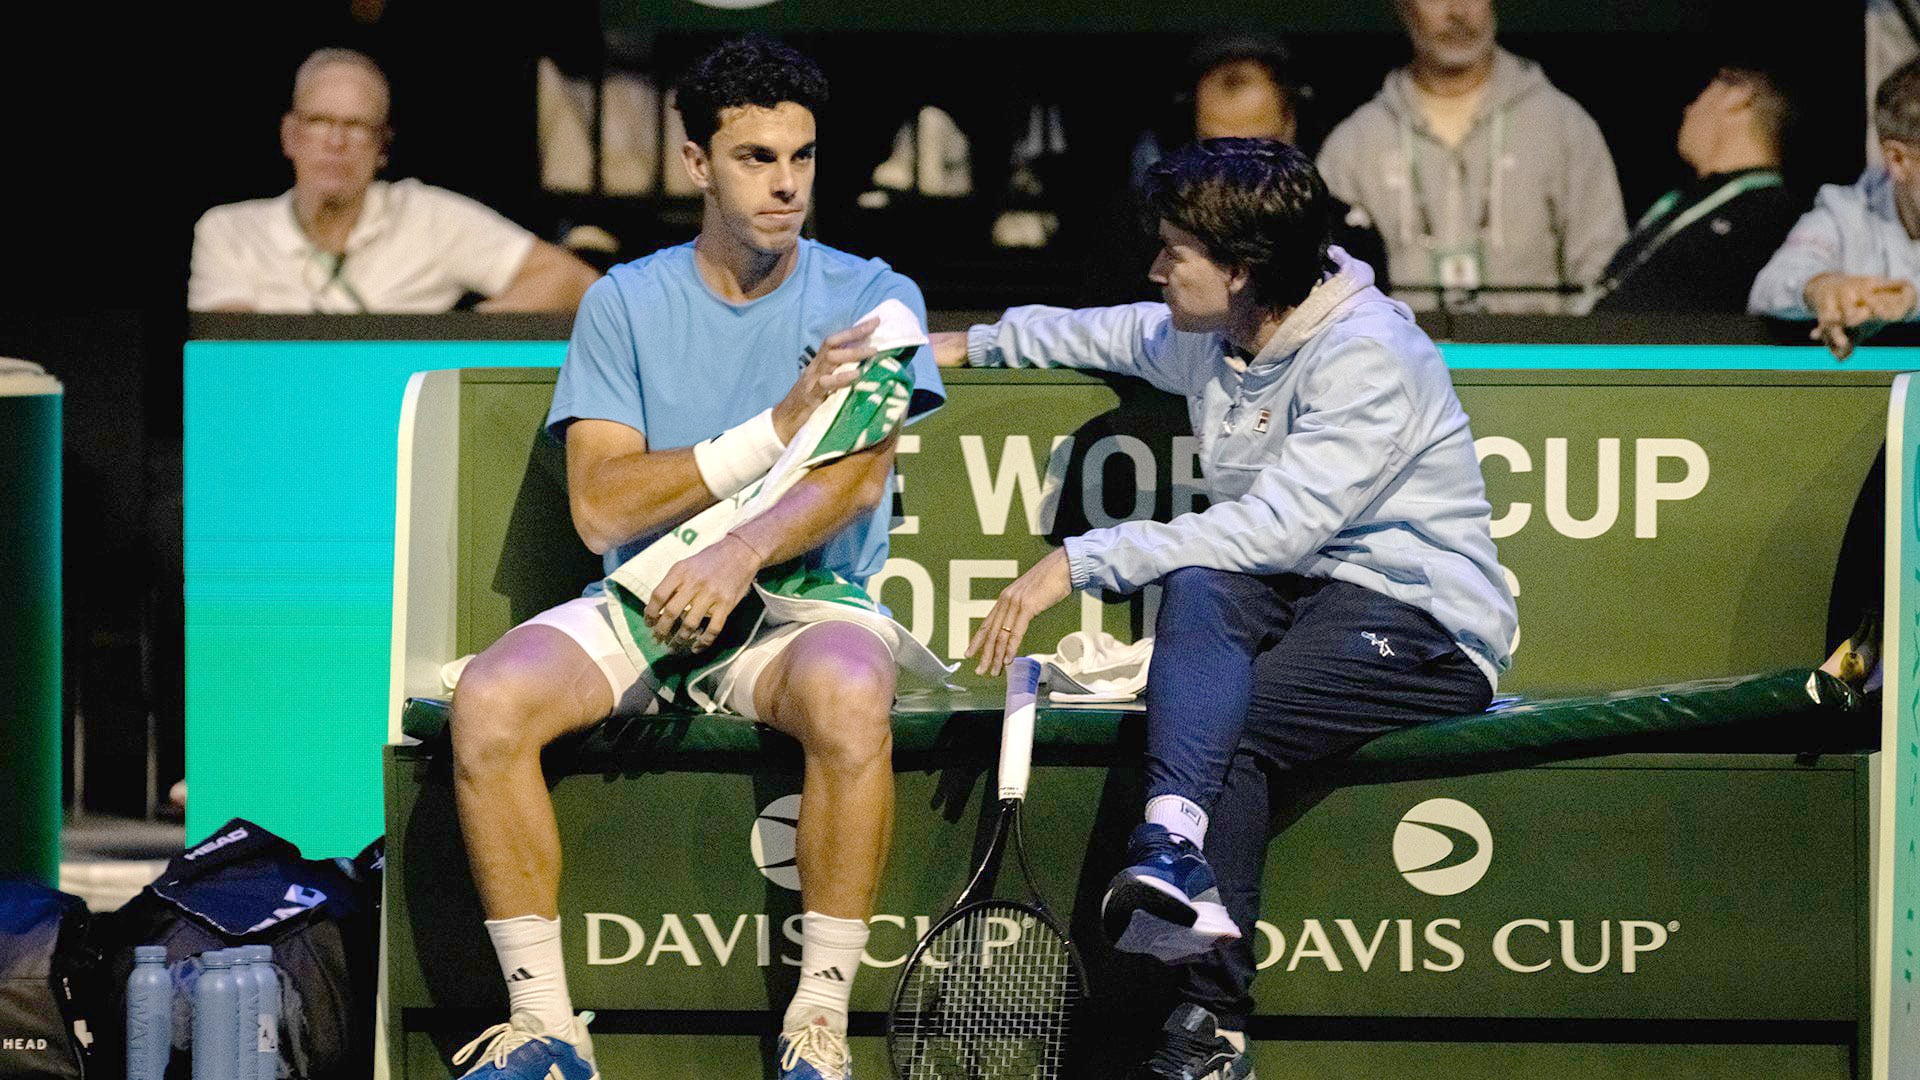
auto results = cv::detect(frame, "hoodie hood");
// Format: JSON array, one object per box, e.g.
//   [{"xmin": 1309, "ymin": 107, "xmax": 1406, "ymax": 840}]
[
  {"xmin": 1250, "ymin": 246, "xmax": 1381, "ymax": 365},
  {"xmin": 1375, "ymin": 47, "xmax": 1549, "ymax": 129}
]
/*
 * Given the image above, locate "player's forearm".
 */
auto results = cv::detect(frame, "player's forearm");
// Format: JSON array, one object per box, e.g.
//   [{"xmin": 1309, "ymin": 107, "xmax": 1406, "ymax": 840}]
[
  {"xmin": 731, "ymin": 442, "xmax": 895, "ymax": 567},
  {"xmin": 571, "ymin": 446, "xmax": 717, "ymax": 555}
]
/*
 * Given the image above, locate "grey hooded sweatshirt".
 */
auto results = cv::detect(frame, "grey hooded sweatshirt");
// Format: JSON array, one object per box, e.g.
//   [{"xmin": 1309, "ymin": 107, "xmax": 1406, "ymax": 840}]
[
  {"xmin": 1318, "ymin": 48, "xmax": 1626, "ymax": 314},
  {"xmin": 966, "ymin": 249, "xmax": 1517, "ymax": 686}
]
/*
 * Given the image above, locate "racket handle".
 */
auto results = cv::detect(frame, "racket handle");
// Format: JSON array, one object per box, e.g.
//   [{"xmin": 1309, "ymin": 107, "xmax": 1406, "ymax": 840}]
[{"xmin": 998, "ymin": 657, "xmax": 1042, "ymax": 802}]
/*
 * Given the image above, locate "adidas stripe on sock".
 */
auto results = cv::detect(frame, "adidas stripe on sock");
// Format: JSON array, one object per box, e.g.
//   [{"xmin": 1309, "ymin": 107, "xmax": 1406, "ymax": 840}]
[
  {"xmin": 484, "ymin": 914, "xmax": 576, "ymax": 1037},
  {"xmin": 783, "ymin": 911, "xmax": 871, "ymax": 1034}
]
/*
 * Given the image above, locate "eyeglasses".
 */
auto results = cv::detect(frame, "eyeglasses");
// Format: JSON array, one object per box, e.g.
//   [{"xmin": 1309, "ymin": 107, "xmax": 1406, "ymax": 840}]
[{"xmin": 291, "ymin": 110, "xmax": 386, "ymax": 146}]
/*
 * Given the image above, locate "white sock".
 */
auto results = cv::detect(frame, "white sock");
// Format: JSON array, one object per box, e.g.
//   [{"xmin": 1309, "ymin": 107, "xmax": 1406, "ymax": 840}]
[
  {"xmin": 484, "ymin": 915, "xmax": 576, "ymax": 1037},
  {"xmin": 783, "ymin": 911, "xmax": 870, "ymax": 1034},
  {"xmin": 1220, "ymin": 1028, "xmax": 1247, "ymax": 1052},
  {"xmin": 1146, "ymin": 794, "xmax": 1209, "ymax": 848}
]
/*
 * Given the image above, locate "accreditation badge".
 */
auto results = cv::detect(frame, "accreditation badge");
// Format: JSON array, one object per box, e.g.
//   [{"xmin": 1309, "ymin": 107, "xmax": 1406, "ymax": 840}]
[{"xmin": 1430, "ymin": 243, "xmax": 1484, "ymax": 290}]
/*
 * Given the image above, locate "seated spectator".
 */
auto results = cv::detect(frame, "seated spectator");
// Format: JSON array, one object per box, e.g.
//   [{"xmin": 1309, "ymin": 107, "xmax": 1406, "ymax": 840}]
[
  {"xmin": 1750, "ymin": 56, "xmax": 1920, "ymax": 359},
  {"xmin": 1588, "ymin": 64, "xmax": 1798, "ymax": 313},
  {"xmin": 1126, "ymin": 34, "xmax": 1388, "ymax": 290},
  {"xmin": 190, "ymin": 49, "xmax": 598, "ymax": 314},
  {"xmin": 1318, "ymin": 0, "xmax": 1625, "ymax": 312}
]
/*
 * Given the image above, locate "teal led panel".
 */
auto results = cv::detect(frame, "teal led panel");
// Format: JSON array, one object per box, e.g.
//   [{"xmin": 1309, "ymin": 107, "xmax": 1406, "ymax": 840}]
[{"xmin": 184, "ymin": 341, "xmax": 562, "ymax": 856}]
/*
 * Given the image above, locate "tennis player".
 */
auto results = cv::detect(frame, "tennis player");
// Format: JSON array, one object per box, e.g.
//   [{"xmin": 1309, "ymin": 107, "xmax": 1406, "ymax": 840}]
[
  {"xmin": 446, "ymin": 38, "xmax": 943, "ymax": 1080},
  {"xmin": 934, "ymin": 138, "xmax": 1515, "ymax": 1079}
]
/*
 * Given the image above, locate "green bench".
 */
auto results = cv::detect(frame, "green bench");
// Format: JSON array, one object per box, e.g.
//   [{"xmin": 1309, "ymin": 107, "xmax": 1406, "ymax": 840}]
[
  {"xmin": 397, "ymin": 668, "xmax": 1869, "ymax": 781},
  {"xmin": 383, "ymin": 367, "xmax": 1886, "ymax": 1080}
]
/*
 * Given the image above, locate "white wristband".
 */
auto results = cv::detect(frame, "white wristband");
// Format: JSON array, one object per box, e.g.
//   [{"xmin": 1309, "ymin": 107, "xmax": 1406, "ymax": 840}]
[{"xmin": 693, "ymin": 408, "xmax": 786, "ymax": 499}]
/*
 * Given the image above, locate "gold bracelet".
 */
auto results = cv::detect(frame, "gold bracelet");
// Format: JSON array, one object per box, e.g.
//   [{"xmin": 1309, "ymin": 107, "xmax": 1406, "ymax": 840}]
[{"xmin": 727, "ymin": 532, "xmax": 768, "ymax": 564}]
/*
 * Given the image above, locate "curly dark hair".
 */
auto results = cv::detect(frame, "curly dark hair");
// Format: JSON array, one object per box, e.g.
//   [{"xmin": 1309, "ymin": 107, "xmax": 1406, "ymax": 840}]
[
  {"xmin": 1145, "ymin": 138, "xmax": 1332, "ymax": 311},
  {"xmin": 674, "ymin": 37, "xmax": 830, "ymax": 149}
]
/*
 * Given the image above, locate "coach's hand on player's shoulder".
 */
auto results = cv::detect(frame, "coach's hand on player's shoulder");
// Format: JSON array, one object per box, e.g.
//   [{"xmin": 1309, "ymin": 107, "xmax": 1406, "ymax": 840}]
[
  {"xmin": 930, "ymin": 331, "xmax": 969, "ymax": 367},
  {"xmin": 966, "ymin": 546, "xmax": 1072, "ymax": 676},
  {"xmin": 773, "ymin": 317, "xmax": 879, "ymax": 442},
  {"xmin": 645, "ymin": 534, "xmax": 762, "ymax": 653}
]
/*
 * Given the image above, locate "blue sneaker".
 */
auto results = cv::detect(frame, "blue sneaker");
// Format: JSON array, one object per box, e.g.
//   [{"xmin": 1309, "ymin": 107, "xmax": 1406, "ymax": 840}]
[
  {"xmin": 452, "ymin": 1010, "xmax": 599, "ymax": 1080},
  {"xmin": 1102, "ymin": 823, "xmax": 1241, "ymax": 963},
  {"xmin": 1127, "ymin": 1004, "xmax": 1257, "ymax": 1080},
  {"xmin": 778, "ymin": 1020, "xmax": 852, "ymax": 1080}
]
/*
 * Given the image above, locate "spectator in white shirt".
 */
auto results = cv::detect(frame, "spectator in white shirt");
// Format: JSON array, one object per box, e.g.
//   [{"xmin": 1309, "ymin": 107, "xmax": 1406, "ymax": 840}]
[{"xmin": 189, "ymin": 49, "xmax": 598, "ymax": 313}]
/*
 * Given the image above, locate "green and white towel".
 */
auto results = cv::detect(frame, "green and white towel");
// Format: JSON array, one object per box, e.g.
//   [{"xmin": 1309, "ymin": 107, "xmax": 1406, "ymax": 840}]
[{"xmin": 600, "ymin": 298, "xmax": 956, "ymax": 712}]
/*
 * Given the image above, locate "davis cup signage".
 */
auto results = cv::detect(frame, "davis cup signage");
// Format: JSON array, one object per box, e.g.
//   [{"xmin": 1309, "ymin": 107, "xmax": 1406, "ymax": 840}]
[{"xmin": 579, "ymin": 794, "xmax": 1674, "ymax": 977}]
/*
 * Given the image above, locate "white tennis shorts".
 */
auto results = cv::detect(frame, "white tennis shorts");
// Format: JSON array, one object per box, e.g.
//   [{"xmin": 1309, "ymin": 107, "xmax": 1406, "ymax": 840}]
[{"xmin": 521, "ymin": 595, "xmax": 893, "ymax": 721}]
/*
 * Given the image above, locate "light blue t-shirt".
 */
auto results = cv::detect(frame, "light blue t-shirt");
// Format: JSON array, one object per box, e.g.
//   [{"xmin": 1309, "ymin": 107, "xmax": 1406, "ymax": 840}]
[{"xmin": 547, "ymin": 238, "xmax": 945, "ymax": 592}]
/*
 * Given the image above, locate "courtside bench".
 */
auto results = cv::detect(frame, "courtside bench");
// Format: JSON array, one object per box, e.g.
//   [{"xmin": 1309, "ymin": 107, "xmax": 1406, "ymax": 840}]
[{"xmin": 383, "ymin": 367, "xmax": 1886, "ymax": 1080}]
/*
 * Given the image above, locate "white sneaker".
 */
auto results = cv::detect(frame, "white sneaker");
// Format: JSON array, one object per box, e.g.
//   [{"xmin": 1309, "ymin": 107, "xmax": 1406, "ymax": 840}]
[
  {"xmin": 451, "ymin": 1010, "xmax": 599, "ymax": 1080},
  {"xmin": 778, "ymin": 1020, "xmax": 852, "ymax": 1080}
]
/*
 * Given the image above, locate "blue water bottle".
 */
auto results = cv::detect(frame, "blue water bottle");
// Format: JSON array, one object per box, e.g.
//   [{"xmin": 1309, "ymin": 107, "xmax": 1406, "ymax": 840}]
[
  {"xmin": 126, "ymin": 945, "xmax": 172, "ymax": 1080},
  {"xmin": 228, "ymin": 950, "xmax": 259, "ymax": 1080},
  {"xmin": 191, "ymin": 950, "xmax": 240, "ymax": 1080},
  {"xmin": 241, "ymin": 946, "xmax": 280, "ymax": 1080}
]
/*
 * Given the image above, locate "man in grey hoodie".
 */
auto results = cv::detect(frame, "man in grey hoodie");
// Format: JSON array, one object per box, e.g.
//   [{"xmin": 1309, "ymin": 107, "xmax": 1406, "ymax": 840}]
[
  {"xmin": 933, "ymin": 139, "xmax": 1516, "ymax": 1080},
  {"xmin": 1318, "ymin": 0, "xmax": 1626, "ymax": 313}
]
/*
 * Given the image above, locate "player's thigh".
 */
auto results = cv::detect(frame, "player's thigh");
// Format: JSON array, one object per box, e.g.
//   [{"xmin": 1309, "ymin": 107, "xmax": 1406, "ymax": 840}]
[
  {"xmin": 451, "ymin": 598, "xmax": 631, "ymax": 752},
  {"xmin": 1242, "ymin": 582, "xmax": 1490, "ymax": 767},
  {"xmin": 751, "ymin": 621, "xmax": 898, "ymax": 747}
]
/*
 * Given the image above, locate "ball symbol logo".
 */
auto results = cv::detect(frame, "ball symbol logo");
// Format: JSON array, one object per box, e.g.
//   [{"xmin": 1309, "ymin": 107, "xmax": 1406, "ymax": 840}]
[
  {"xmin": 1393, "ymin": 798, "xmax": 1492, "ymax": 896},
  {"xmin": 752, "ymin": 794, "xmax": 803, "ymax": 891}
]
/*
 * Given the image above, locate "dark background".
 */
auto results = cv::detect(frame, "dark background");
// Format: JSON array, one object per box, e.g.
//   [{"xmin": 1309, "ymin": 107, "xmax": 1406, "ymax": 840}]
[{"xmin": 0, "ymin": 1, "xmax": 1870, "ymax": 817}]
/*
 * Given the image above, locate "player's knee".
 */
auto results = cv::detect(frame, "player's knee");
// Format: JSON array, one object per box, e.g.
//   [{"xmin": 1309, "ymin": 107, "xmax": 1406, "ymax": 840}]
[
  {"xmin": 786, "ymin": 651, "xmax": 895, "ymax": 766},
  {"xmin": 449, "ymin": 660, "xmax": 547, "ymax": 771}
]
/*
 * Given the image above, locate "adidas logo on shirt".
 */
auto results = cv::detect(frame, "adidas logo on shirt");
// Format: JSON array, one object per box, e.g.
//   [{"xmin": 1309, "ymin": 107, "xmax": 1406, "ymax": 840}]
[
  {"xmin": 805, "ymin": 967, "xmax": 848, "ymax": 983},
  {"xmin": 506, "ymin": 967, "xmax": 535, "ymax": 983}
]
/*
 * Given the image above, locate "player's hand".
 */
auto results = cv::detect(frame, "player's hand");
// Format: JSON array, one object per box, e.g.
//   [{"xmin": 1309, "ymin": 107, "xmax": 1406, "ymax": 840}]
[
  {"xmin": 966, "ymin": 547, "xmax": 1073, "ymax": 677},
  {"xmin": 773, "ymin": 318, "xmax": 878, "ymax": 442},
  {"xmin": 930, "ymin": 331, "xmax": 970, "ymax": 367},
  {"xmin": 1805, "ymin": 273, "xmax": 1917, "ymax": 360},
  {"xmin": 644, "ymin": 534, "xmax": 761, "ymax": 652}
]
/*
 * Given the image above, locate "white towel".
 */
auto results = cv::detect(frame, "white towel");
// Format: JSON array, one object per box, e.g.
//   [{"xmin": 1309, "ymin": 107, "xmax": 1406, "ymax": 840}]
[{"xmin": 1030, "ymin": 630, "xmax": 1152, "ymax": 703}]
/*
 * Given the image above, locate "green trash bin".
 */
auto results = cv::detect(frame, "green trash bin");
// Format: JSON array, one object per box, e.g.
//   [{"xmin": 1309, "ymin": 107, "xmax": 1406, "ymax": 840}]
[{"xmin": 1, "ymin": 358, "xmax": 61, "ymax": 885}]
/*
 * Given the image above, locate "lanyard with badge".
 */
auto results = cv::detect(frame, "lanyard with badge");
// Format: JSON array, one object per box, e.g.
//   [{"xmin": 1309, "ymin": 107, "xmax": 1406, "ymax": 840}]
[
  {"xmin": 1590, "ymin": 170, "xmax": 1783, "ymax": 301},
  {"xmin": 1401, "ymin": 108, "xmax": 1505, "ymax": 294}
]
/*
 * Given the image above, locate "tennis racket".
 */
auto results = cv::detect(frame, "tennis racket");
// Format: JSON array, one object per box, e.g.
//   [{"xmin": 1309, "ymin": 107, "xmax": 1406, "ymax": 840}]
[{"xmin": 887, "ymin": 656, "xmax": 1088, "ymax": 1079}]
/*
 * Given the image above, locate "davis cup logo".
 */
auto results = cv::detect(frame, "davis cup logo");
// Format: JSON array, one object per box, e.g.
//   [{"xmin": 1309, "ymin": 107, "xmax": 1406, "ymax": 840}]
[
  {"xmin": 1393, "ymin": 798, "xmax": 1492, "ymax": 896},
  {"xmin": 752, "ymin": 795, "xmax": 803, "ymax": 891}
]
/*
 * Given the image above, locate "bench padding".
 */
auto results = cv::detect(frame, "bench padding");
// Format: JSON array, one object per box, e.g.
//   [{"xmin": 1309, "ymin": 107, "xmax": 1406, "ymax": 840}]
[{"xmin": 398, "ymin": 668, "xmax": 1871, "ymax": 783}]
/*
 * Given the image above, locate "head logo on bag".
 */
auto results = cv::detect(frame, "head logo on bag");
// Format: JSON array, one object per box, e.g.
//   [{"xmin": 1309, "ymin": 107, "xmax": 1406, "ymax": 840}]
[{"xmin": 183, "ymin": 825, "xmax": 250, "ymax": 862}]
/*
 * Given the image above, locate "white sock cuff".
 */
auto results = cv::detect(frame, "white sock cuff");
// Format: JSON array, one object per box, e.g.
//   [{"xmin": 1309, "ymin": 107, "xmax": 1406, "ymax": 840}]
[
  {"xmin": 693, "ymin": 408, "xmax": 786, "ymax": 499},
  {"xmin": 1145, "ymin": 794, "xmax": 1209, "ymax": 847},
  {"xmin": 484, "ymin": 914, "xmax": 560, "ymax": 948},
  {"xmin": 802, "ymin": 910, "xmax": 872, "ymax": 948}
]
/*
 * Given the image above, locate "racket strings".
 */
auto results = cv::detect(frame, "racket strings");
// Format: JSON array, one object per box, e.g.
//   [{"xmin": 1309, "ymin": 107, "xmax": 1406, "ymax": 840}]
[{"xmin": 892, "ymin": 905, "xmax": 1080, "ymax": 1080}]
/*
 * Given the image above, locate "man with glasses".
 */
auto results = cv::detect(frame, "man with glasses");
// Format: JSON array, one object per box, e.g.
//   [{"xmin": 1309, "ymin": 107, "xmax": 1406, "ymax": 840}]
[
  {"xmin": 189, "ymin": 49, "xmax": 598, "ymax": 313},
  {"xmin": 1751, "ymin": 55, "xmax": 1920, "ymax": 359}
]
